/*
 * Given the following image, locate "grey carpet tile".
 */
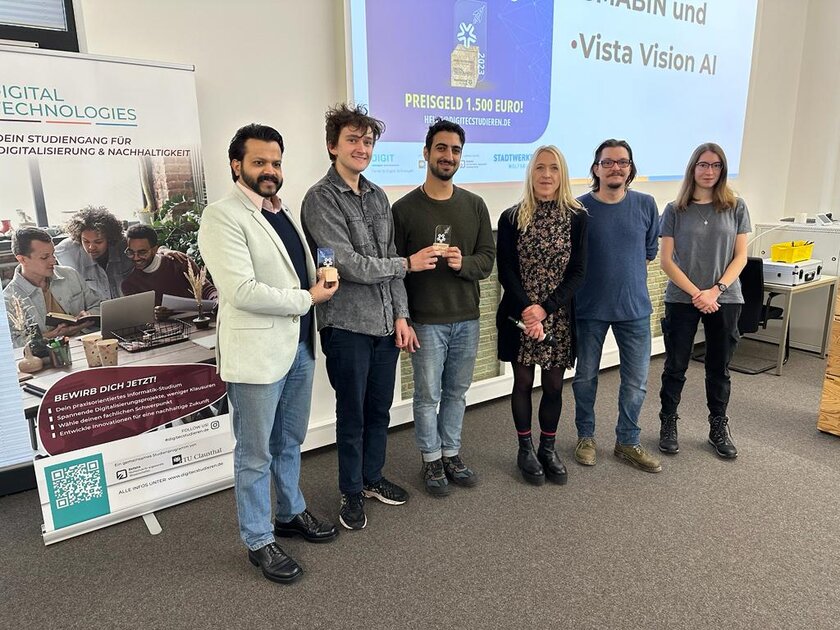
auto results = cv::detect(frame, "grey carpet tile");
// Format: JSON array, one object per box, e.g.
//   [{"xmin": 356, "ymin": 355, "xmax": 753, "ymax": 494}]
[{"xmin": 2, "ymin": 350, "xmax": 839, "ymax": 629}]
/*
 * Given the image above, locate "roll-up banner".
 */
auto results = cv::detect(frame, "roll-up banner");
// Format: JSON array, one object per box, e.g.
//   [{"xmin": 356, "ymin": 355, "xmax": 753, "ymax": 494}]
[{"xmin": 0, "ymin": 46, "xmax": 234, "ymax": 545}]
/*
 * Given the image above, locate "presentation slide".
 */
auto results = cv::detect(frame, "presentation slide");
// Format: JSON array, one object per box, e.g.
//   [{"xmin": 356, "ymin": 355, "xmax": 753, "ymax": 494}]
[{"xmin": 347, "ymin": 0, "xmax": 758, "ymax": 185}]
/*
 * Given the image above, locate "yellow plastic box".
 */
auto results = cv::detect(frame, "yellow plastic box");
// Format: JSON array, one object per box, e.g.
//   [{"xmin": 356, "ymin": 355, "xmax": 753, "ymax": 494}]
[{"xmin": 770, "ymin": 240, "xmax": 814, "ymax": 263}]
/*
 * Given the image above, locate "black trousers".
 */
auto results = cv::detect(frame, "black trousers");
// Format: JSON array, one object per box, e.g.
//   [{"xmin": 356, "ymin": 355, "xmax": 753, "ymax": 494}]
[
  {"xmin": 659, "ymin": 302, "xmax": 741, "ymax": 418},
  {"xmin": 320, "ymin": 327, "xmax": 399, "ymax": 495}
]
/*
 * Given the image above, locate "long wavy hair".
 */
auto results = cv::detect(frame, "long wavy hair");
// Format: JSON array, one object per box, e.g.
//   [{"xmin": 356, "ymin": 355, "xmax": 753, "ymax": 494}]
[
  {"xmin": 515, "ymin": 145, "xmax": 583, "ymax": 232},
  {"xmin": 674, "ymin": 142, "xmax": 737, "ymax": 212}
]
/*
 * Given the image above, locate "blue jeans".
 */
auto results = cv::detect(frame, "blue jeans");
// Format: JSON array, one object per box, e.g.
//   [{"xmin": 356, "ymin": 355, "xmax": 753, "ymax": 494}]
[
  {"xmin": 411, "ymin": 319, "xmax": 480, "ymax": 462},
  {"xmin": 227, "ymin": 342, "xmax": 314, "ymax": 550},
  {"xmin": 320, "ymin": 327, "xmax": 399, "ymax": 495},
  {"xmin": 572, "ymin": 317, "xmax": 651, "ymax": 445}
]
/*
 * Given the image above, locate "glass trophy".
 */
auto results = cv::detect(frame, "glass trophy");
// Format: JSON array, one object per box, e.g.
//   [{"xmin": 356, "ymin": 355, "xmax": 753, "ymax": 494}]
[
  {"xmin": 433, "ymin": 225, "xmax": 452, "ymax": 254},
  {"xmin": 317, "ymin": 247, "xmax": 337, "ymax": 286}
]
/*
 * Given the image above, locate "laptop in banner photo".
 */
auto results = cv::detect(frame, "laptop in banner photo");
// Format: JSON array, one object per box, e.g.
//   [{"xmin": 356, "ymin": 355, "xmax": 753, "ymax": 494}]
[{"xmin": 100, "ymin": 291, "xmax": 156, "ymax": 339}]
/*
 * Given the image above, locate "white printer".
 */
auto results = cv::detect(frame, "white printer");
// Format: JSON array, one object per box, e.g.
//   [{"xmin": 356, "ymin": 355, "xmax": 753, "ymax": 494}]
[{"xmin": 762, "ymin": 258, "xmax": 823, "ymax": 286}]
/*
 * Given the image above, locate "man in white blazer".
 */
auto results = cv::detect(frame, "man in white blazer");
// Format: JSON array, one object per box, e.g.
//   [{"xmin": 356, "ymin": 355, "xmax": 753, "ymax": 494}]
[{"xmin": 198, "ymin": 124, "xmax": 338, "ymax": 585}]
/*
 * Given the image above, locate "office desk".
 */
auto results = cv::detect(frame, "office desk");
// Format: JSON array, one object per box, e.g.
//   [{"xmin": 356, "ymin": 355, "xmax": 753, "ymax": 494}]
[
  {"xmin": 759, "ymin": 275, "xmax": 837, "ymax": 376},
  {"xmin": 17, "ymin": 327, "xmax": 217, "ymax": 415}
]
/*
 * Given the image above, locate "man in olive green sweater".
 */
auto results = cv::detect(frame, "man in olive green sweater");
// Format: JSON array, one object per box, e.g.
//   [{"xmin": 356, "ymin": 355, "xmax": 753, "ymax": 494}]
[{"xmin": 392, "ymin": 119, "xmax": 495, "ymax": 497}]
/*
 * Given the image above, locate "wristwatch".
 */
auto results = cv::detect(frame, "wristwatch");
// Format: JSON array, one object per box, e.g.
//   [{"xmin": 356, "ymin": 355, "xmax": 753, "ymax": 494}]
[{"xmin": 716, "ymin": 282, "xmax": 728, "ymax": 293}]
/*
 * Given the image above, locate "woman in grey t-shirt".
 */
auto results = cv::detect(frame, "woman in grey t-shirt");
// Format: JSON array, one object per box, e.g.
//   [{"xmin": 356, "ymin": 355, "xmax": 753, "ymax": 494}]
[{"xmin": 657, "ymin": 142, "xmax": 751, "ymax": 460}]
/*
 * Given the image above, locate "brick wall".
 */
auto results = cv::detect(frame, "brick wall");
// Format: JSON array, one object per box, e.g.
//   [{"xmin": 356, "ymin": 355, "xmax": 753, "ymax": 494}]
[
  {"xmin": 152, "ymin": 156, "xmax": 197, "ymax": 212},
  {"xmin": 648, "ymin": 253, "xmax": 668, "ymax": 336}
]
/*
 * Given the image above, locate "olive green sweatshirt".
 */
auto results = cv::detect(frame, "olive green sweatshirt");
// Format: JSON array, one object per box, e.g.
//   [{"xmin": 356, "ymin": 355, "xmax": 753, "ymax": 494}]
[{"xmin": 392, "ymin": 186, "xmax": 495, "ymax": 324}]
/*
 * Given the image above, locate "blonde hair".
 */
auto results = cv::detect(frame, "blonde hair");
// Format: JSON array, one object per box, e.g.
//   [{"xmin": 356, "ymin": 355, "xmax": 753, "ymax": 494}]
[
  {"xmin": 515, "ymin": 145, "xmax": 583, "ymax": 231},
  {"xmin": 675, "ymin": 142, "xmax": 738, "ymax": 212}
]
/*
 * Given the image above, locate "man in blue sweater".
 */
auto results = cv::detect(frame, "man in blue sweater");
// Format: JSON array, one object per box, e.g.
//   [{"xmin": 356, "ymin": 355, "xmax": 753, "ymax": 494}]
[{"xmin": 572, "ymin": 139, "xmax": 662, "ymax": 473}]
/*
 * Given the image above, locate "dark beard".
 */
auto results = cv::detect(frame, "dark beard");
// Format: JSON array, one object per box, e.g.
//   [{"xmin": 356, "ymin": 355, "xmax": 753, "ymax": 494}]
[
  {"xmin": 429, "ymin": 161, "xmax": 457, "ymax": 182},
  {"xmin": 241, "ymin": 171, "xmax": 282, "ymax": 198}
]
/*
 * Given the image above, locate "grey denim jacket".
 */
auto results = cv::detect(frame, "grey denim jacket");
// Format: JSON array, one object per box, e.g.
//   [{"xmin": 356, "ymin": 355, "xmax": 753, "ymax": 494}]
[{"xmin": 301, "ymin": 166, "xmax": 409, "ymax": 337}]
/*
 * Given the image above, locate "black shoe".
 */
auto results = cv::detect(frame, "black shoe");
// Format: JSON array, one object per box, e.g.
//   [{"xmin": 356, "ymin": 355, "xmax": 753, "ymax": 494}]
[
  {"xmin": 517, "ymin": 435, "xmax": 545, "ymax": 486},
  {"xmin": 441, "ymin": 454, "xmax": 479, "ymax": 487},
  {"xmin": 537, "ymin": 435, "xmax": 568, "ymax": 485},
  {"xmin": 363, "ymin": 477, "xmax": 409, "ymax": 505},
  {"xmin": 274, "ymin": 509, "xmax": 338, "ymax": 543},
  {"xmin": 422, "ymin": 459, "xmax": 451, "ymax": 497},
  {"xmin": 247, "ymin": 542, "xmax": 303, "ymax": 584},
  {"xmin": 659, "ymin": 412, "xmax": 680, "ymax": 454},
  {"xmin": 339, "ymin": 492, "xmax": 367, "ymax": 530},
  {"xmin": 708, "ymin": 415, "xmax": 738, "ymax": 459}
]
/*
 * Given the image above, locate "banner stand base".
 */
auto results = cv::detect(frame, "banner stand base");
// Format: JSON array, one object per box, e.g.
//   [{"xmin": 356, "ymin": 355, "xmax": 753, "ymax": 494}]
[{"xmin": 142, "ymin": 513, "xmax": 162, "ymax": 535}]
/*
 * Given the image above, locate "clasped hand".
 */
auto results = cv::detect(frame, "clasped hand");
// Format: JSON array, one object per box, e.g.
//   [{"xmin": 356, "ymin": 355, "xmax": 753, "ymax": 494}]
[
  {"xmin": 521, "ymin": 304, "xmax": 547, "ymax": 327},
  {"xmin": 524, "ymin": 321, "xmax": 544, "ymax": 340},
  {"xmin": 691, "ymin": 289, "xmax": 720, "ymax": 314},
  {"xmin": 520, "ymin": 304, "xmax": 547, "ymax": 340}
]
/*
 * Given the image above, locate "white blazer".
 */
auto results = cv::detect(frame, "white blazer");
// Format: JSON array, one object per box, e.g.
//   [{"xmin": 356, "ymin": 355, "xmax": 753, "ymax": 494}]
[{"xmin": 198, "ymin": 185, "xmax": 316, "ymax": 384}]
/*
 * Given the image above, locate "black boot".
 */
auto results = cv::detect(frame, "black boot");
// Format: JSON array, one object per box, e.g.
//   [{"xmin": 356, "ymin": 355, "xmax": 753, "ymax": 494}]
[
  {"xmin": 708, "ymin": 415, "xmax": 738, "ymax": 459},
  {"xmin": 659, "ymin": 412, "xmax": 680, "ymax": 454},
  {"xmin": 537, "ymin": 435, "xmax": 568, "ymax": 485},
  {"xmin": 517, "ymin": 435, "xmax": 545, "ymax": 485}
]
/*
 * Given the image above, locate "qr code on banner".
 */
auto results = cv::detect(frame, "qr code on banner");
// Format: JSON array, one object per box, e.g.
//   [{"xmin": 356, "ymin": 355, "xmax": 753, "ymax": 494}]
[{"xmin": 50, "ymin": 460, "xmax": 104, "ymax": 509}]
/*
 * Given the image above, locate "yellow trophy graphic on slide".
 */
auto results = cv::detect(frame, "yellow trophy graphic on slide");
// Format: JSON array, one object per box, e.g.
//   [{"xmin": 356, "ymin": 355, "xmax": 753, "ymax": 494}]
[
  {"xmin": 451, "ymin": 44, "xmax": 479, "ymax": 88},
  {"xmin": 450, "ymin": 1, "xmax": 486, "ymax": 88}
]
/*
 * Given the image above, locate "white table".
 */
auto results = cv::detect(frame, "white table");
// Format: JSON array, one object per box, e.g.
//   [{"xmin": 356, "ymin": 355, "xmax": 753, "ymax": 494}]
[{"xmin": 761, "ymin": 275, "xmax": 837, "ymax": 375}]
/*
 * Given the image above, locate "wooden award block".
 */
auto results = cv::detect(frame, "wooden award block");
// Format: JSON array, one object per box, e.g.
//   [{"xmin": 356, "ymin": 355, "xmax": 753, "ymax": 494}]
[{"xmin": 322, "ymin": 267, "xmax": 338, "ymax": 283}]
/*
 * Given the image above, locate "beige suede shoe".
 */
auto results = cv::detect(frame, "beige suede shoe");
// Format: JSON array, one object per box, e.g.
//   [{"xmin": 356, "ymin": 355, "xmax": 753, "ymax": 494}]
[
  {"xmin": 613, "ymin": 443, "xmax": 662, "ymax": 473},
  {"xmin": 574, "ymin": 437, "xmax": 597, "ymax": 466}
]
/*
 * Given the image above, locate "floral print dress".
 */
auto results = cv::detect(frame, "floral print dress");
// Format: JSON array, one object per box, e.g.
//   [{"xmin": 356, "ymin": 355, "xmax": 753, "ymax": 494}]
[{"xmin": 516, "ymin": 200, "xmax": 573, "ymax": 369}]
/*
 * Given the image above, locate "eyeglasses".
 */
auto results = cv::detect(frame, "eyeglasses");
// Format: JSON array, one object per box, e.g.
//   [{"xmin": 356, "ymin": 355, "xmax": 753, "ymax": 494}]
[
  {"xmin": 124, "ymin": 248, "xmax": 151, "ymax": 258},
  {"xmin": 696, "ymin": 161, "xmax": 723, "ymax": 171},
  {"xmin": 597, "ymin": 159, "xmax": 632, "ymax": 168}
]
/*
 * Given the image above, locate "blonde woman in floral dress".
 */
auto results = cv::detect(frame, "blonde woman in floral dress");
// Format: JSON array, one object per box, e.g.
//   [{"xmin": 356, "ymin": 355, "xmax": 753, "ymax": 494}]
[{"xmin": 496, "ymin": 146, "xmax": 588, "ymax": 485}]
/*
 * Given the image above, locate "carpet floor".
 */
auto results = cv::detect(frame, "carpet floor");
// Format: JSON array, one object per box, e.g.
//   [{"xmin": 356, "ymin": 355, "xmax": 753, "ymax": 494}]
[{"xmin": 2, "ymin": 350, "xmax": 839, "ymax": 629}]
